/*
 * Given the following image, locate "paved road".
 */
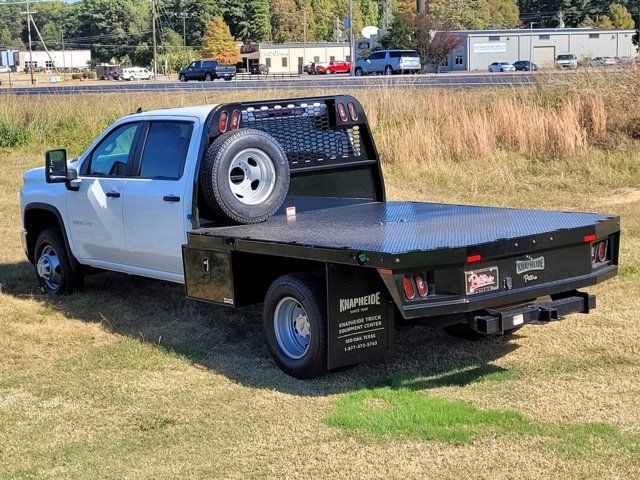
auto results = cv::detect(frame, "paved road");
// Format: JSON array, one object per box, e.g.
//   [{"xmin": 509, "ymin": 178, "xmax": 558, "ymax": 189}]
[{"xmin": 2, "ymin": 72, "xmax": 541, "ymax": 95}]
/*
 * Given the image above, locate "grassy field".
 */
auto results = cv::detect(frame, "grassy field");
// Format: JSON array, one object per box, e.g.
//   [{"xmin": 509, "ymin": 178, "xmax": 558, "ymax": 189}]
[{"xmin": 0, "ymin": 75, "xmax": 639, "ymax": 478}]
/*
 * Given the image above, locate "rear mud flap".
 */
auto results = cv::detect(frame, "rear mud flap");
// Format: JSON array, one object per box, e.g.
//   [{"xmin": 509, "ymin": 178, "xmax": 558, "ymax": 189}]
[
  {"xmin": 469, "ymin": 291, "xmax": 596, "ymax": 335},
  {"xmin": 326, "ymin": 264, "xmax": 395, "ymax": 370}
]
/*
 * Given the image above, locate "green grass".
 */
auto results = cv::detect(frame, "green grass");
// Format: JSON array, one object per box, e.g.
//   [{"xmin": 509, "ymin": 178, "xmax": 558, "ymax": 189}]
[{"xmin": 326, "ymin": 386, "xmax": 640, "ymax": 457}]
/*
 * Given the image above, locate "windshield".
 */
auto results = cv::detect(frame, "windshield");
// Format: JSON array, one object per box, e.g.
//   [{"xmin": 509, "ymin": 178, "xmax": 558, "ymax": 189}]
[{"xmin": 557, "ymin": 55, "xmax": 574, "ymax": 60}]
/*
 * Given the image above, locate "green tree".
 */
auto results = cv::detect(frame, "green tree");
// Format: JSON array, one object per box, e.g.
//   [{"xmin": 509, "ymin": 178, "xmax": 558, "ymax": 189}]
[
  {"xmin": 595, "ymin": 14, "xmax": 614, "ymax": 28},
  {"xmin": 486, "ymin": 0, "xmax": 520, "ymax": 28},
  {"xmin": 73, "ymin": 0, "xmax": 149, "ymax": 62},
  {"xmin": 200, "ymin": 16, "xmax": 241, "ymax": 64},
  {"xmin": 270, "ymin": 0, "xmax": 302, "ymax": 43},
  {"xmin": 608, "ymin": 3, "xmax": 635, "ymax": 28}
]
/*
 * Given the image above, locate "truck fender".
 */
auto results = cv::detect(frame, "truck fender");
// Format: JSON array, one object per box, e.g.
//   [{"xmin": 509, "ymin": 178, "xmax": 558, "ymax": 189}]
[{"xmin": 23, "ymin": 203, "xmax": 82, "ymax": 274}]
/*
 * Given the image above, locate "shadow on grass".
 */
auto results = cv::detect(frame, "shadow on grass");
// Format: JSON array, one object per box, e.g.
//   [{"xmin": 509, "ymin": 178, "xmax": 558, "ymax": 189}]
[{"xmin": 1, "ymin": 261, "xmax": 519, "ymax": 396}]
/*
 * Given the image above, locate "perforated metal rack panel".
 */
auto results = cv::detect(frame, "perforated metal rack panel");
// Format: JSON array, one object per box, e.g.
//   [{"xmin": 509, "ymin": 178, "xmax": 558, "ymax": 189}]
[{"xmin": 240, "ymin": 101, "xmax": 362, "ymax": 169}]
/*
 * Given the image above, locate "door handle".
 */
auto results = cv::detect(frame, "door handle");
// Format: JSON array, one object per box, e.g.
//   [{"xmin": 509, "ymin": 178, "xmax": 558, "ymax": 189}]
[
  {"xmin": 163, "ymin": 195, "xmax": 181, "ymax": 202},
  {"xmin": 106, "ymin": 191, "xmax": 120, "ymax": 198}
]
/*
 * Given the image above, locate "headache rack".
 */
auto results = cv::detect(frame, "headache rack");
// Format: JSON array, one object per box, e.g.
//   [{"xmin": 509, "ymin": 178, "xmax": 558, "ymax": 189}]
[{"xmin": 206, "ymin": 95, "xmax": 379, "ymax": 172}]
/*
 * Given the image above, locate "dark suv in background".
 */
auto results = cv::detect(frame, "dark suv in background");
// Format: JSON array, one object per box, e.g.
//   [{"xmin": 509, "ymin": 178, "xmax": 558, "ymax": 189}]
[{"xmin": 178, "ymin": 60, "xmax": 236, "ymax": 82}]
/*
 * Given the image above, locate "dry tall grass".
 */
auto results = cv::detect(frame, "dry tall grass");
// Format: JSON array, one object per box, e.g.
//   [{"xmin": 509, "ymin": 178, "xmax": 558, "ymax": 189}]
[{"xmin": 1, "ymin": 70, "xmax": 639, "ymax": 166}]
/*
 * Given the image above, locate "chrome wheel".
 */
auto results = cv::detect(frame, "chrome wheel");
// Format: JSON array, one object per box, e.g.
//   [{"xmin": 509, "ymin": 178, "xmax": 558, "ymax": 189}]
[
  {"xmin": 228, "ymin": 148, "xmax": 276, "ymax": 205},
  {"xmin": 37, "ymin": 245, "xmax": 61, "ymax": 291},
  {"xmin": 273, "ymin": 296, "xmax": 311, "ymax": 359}
]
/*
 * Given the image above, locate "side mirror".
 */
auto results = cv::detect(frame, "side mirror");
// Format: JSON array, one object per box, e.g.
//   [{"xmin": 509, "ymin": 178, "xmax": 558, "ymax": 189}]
[{"xmin": 45, "ymin": 149, "xmax": 67, "ymax": 183}]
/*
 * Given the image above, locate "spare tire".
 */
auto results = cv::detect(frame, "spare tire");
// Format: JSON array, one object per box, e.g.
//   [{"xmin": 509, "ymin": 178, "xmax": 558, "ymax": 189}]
[{"xmin": 200, "ymin": 128, "xmax": 290, "ymax": 224}]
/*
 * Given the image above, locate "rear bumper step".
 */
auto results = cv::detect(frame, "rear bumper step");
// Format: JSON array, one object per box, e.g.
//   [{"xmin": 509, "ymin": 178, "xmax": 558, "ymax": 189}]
[{"xmin": 469, "ymin": 291, "xmax": 596, "ymax": 335}]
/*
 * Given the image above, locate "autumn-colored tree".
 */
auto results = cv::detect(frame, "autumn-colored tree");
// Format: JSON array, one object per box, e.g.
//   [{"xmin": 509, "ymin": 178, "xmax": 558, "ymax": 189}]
[
  {"xmin": 201, "ymin": 16, "xmax": 241, "ymax": 65},
  {"xmin": 608, "ymin": 3, "xmax": 635, "ymax": 29}
]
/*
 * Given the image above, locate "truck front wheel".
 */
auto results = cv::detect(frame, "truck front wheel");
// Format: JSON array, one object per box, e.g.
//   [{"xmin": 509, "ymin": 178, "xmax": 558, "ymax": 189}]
[
  {"xmin": 34, "ymin": 228, "xmax": 82, "ymax": 295},
  {"xmin": 263, "ymin": 274, "xmax": 327, "ymax": 379}
]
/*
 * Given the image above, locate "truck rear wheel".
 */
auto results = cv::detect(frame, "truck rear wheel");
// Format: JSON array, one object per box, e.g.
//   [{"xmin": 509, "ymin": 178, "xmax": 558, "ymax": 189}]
[
  {"xmin": 200, "ymin": 128, "xmax": 290, "ymax": 224},
  {"xmin": 34, "ymin": 228, "xmax": 82, "ymax": 295},
  {"xmin": 263, "ymin": 274, "xmax": 327, "ymax": 379}
]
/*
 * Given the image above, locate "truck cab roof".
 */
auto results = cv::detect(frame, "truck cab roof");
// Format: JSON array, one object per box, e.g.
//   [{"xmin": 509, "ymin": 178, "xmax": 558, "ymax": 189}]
[{"xmin": 125, "ymin": 105, "xmax": 217, "ymax": 122}]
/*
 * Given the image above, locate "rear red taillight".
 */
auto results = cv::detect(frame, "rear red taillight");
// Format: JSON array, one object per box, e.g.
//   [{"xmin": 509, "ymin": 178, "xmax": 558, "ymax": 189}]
[
  {"xmin": 230, "ymin": 110, "xmax": 241, "ymax": 131},
  {"xmin": 590, "ymin": 238, "xmax": 609, "ymax": 265},
  {"xmin": 347, "ymin": 102, "xmax": 358, "ymax": 121},
  {"xmin": 337, "ymin": 103, "xmax": 348, "ymax": 122},
  {"xmin": 414, "ymin": 273, "xmax": 428, "ymax": 297},
  {"xmin": 218, "ymin": 111, "xmax": 228, "ymax": 132},
  {"xmin": 597, "ymin": 239, "xmax": 608, "ymax": 263},
  {"xmin": 402, "ymin": 275, "xmax": 415, "ymax": 299}
]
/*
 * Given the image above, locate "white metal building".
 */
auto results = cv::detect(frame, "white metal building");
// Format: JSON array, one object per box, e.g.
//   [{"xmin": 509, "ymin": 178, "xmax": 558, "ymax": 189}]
[
  {"xmin": 440, "ymin": 28, "xmax": 636, "ymax": 71},
  {"xmin": 254, "ymin": 43, "xmax": 352, "ymax": 73},
  {"xmin": 17, "ymin": 49, "xmax": 91, "ymax": 71}
]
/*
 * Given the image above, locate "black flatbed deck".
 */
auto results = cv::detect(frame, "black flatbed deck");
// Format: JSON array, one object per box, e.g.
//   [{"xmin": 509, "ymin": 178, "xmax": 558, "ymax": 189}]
[{"xmin": 188, "ymin": 200, "xmax": 619, "ymax": 269}]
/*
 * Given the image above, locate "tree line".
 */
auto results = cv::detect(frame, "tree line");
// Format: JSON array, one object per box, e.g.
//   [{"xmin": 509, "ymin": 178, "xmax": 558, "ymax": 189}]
[{"xmin": 0, "ymin": 0, "xmax": 636, "ymax": 67}]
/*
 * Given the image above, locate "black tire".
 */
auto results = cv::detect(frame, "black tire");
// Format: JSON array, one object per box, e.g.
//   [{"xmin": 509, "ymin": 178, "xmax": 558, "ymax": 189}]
[
  {"xmin": 34, "ymin": 228, "xmax": 82, "ymax": 295},
  {"xmin": 263, "ymin": 274, "xmax": 327, "ymax": 379},
  {"xmin": 200, "ymin": 128, "xmax": 290, "ymax": 224},
  {"xmin": 205, "ymin": 73, "xmax": 212, "ymax": 81},
  {"xmin": 355, "ymin": 67, "xmax": 363, "ymax": 76},
  {"xmin": 179, "ymin": 74, "xmax": 186, "ymax": 82},
  {"xmin": 444, "ymin": 322, "xmax": 487, "ymax": 341}
]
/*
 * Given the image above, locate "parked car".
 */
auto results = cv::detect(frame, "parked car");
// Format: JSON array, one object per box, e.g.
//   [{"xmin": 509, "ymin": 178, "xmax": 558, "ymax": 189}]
[
  {"xmin": 555, "ymin": 54, "xmax": 578, "ymax": 70},
  {"xmin": 488, "ymin": 62, "xmax": 515, "ymax": 72},
  {"xmin": 354, "ymin": 49, "xmax": 421, "ymax": 76},
  {"xmin": 315, "ymin": 60, "xmax": 351, "ymax": 74},
  {"xmin": 512, "ymin": 60, "xmax": 538, "ymax": 71},
  {"xmin": 589, "ymin": 56, "xmax": 616, "ymax": 67},
  {"xmin": 118, "ymin": 67, "xmax": 153, "ymax": 81},
  {"xmin": 250, "ymin": 63, "xmax": 269, "ymax": 75},
  {"xmin": 303, "ymin": 62, "xmax": 316, "ymax": 74},
  {"xmin": 178, "ymin": 60, "xmax": 236, "ymax": 82}
]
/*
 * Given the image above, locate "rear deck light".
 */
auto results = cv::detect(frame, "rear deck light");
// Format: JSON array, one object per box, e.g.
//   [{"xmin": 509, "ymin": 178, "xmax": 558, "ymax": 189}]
[
  {"xmin": 337, "ymin": 102, "xmax": 348, "ymax": 122},
  {"xmin": 414, "ymin": 273, "xmax": 428, "ymax": 297},
  {"xmin": 347, "ymin": 102, "xmax": 358, "ymax": 121},
  {"xmin": 467, "ymin": 254, "xmax": 482, "ymax": 263},
  {"xmin": 402, "ymin": 275, "xmax": 415, "ymax": 299},
  {"xmin": 218, "ymin": 111, "xmax": 228, "ymax": 132},
  {"xmin": 584, "ymin": 234, "xmax": 596, "ymax": 243},
  {"xmin": 230, "ymin": 110, "xmax": 241, "ymax": 130},
  {"xmin": 597, "ymin": 239, "xmax": 608, "ymax": 263}
]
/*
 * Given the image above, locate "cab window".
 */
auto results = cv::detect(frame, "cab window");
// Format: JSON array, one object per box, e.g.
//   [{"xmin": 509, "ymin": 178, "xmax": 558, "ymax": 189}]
[
  {"xmin": 137, "ymin": 121, "xmax": 193, "ymax": 179},
  {"xmin": 88, "ymin": 123, "xmax": 140, "ymax": 176}
]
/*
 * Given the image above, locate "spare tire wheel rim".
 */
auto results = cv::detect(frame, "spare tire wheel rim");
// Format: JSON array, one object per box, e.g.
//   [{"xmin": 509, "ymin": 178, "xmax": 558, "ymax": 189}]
[
  {"xmin": 274, "ymin": 296, "xmax": 311, "ymax": 359},
  {"xmin": 228, "ymin": 148, "xmax": 277, "ymax": 205}
]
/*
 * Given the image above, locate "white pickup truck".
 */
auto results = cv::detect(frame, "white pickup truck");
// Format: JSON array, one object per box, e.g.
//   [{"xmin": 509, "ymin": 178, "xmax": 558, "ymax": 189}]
[{"xmin": 20, "ymin": 95, "xmax": 620, "ymax": 378}]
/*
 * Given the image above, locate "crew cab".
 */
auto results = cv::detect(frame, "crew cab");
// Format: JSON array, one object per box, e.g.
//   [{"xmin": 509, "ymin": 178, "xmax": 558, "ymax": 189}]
[
  {"xmin": 178, "ymin": 60, "xmax": 235, "ymax": 82},
  {"xmin": 20, "ymin": 95, "xmax": 620, "ymax": 379}
]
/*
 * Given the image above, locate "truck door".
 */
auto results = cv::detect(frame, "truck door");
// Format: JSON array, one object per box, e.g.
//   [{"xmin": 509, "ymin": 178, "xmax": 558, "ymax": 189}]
[
  {"xmin": 67, "ymin": 122, "xmax": 142, "ymax": 265},
  {"xmin": 122, "ymin": 119, "xmax": 196, "ymax": 279}
]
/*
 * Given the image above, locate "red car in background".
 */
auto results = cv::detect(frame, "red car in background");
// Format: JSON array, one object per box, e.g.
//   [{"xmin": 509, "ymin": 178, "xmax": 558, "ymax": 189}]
[{"xmin": 315, "ymin": 60, "xmax": 351, "ymax": 74}]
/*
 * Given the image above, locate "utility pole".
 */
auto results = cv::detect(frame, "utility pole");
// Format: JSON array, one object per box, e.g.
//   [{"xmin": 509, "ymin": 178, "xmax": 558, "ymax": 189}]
[
  {"xmin": 151, "ymin": 0, "xmax": 158, "ymax": 80},
  {"xmin": 349, "ymin": 0, "xmax": 354, "ymax": 74},
  {"xmin": 529, "ymin": 22, "xmax": 536, "ymax": 68},
  {"xmin": 21, "ymin": 0, "xmax": 36, "ymax": 84},
  {"xmin": 61, "ymin": 30, "xmax": 66, "ymax": 73},
  {"xmin": 303, "ymin": 10, "xmax": 307, "ymax": 44}
]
